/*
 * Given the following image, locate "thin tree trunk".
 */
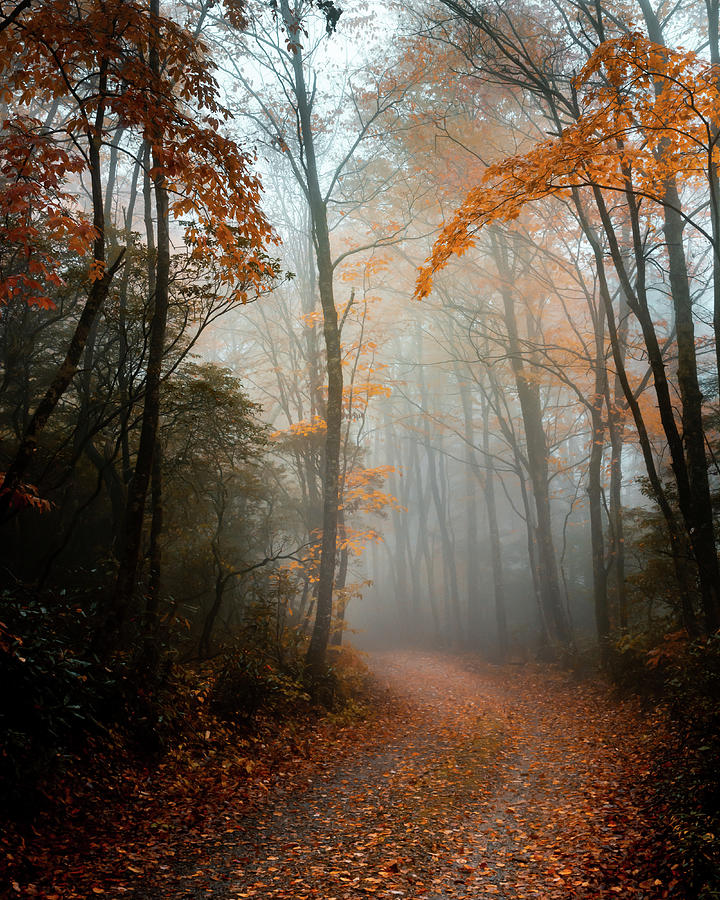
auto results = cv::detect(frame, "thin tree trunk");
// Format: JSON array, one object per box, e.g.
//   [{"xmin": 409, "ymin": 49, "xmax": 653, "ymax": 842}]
[
  {"xmin": 661, "ymin": 180, "xmax": 720, "ymax": 631},
  {"xmin": 147, "ymin": 445, "xmax": 163, "ymax": 609},
  {"xmin": 296, "ymin": 574, "xmax": 311, "ymax": 623},
  {"xmin": 331, "ymin": 508, "xmax": 349, "ymax": 645},
  {"xmin": 403, "ymin": 432, "xmax": 426, "ymax": 629},
  {"xmin": 385, "ymin": 414, "xmax": 411, "ymax": 617},
  {"xmin": 587, "ymin": 400, "xmax": 609, "ymax": 658},
  {"xmin": 705, "ymin": 0, "xmax": 720, "ymax": 387},
  {"xmin": 575, "ymin": 187, "xmax": 699, "ymax": 632},
  {"xmin": 490, "ymin": 228, "xmax": 570, "ymax": 645},
  {"xmin": 411, "ymin": 427, "xmax": 441, "ymax": 639},
  {"xmin": 607, "ymin": 286, "xmax": 629, "ymax": 630},
  {"xmin": 460, "ymin": 383, "xmax": 482, "ymax": 642},
  {"xmin": 420, "ymin": 374, "xmax": 461, "ymax": 644},
  {"xmin": 104, "ymin": 126, "xmax": 125, "ymax": 227},
  {"xmin": 111, "ymin": 0, "xmax": 171, "ymax": 632},
  {"xmin": 480, "ymin": 390, "xmax": 508, "ymax": 659},
  {"xmin": 330, "ymin": 509, "xmax": 349, "ymax": 647},
  {"xmin": 116, "ymin": 147, "xmax": 144, "ymax": 494},
  {"xmin": 200, "ymin": 572, "xmax": 226, "ymax": 659},
  {"xmin": 587, "ymin": 294, "xmax": 610, "ymax": 660},
  {"xmin": 279, "ymin": 0, "xmax": 343, "ymax": 679}
]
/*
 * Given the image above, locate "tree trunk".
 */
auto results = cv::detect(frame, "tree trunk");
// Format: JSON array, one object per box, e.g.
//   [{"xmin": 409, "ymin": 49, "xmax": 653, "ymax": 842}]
[
  {"xmin": 490, "ymin": 228, "xmax": 571, "ymax": 646},
  {"xmin": 479, "ymin": 389, "xmax": 508, "ymax": 659},
  {"xmin": 411, "ymin": 426, "xmax": 441, "ymax": 639},
  {"xmin": 420, "ymin": 374, "xmax": 462, "ymax": 644},
  {"xmin": 661, "ymin": 182, "xmax": 720, "ymax": 631},
  {"xmin": 330, "ymin": 510, "xmax": 349, "ymax": 647},
  {"xmin": 279, "ymin": 0, "xmax": 343, "ymax": 680},
  {"xmin": 199, "ymin": 572, "xmax": 226, "ymax": 659},
  {"xmin": 458, "ymin": 379, "xmax": 482, "ymax": 642},
  {"xmin": 706, "ymin": 0, "xmax": 720, "ymax": 389},
  {"xmin": 577, "ymin": 187, "xmax": 699, "ymax": 632},
  {"xmin": 607, "ymin": 284, "xmax": 629, "ymax": 630},
  {"xmin": 587, "ymin": 401, "xmax": 609, "ymax": 658},
  {"xmin": 385, "ymin": 414, "xmax": 411, "ymax": 618},
  {"xmin": 587, "ymin": 293, "xmax": 610, "ymax": 660},
  {"xmin": 111, "ymin": 0, "xmax": 171, "ymax": 634}
]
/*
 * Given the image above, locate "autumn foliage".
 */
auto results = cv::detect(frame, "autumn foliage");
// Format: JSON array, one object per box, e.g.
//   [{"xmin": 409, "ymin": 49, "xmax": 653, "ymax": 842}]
[
  {"xmin": 3, "ymin": 0, "xmax": 720, "ymax": 897},
  {"xmin": 416, "ymin": 34, "xmax": 720, "ymax": 298}
]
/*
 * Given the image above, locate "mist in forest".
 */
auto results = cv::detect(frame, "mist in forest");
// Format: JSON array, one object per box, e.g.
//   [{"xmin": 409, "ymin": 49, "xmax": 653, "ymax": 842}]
[
  {"xmin": 201, "ymin": 276, "xmax": 651, "ymax": 661},
  {"xmin": 6, "ymin": 0, "xmax": 720, "ymax": 894},
  {"xmin": 2, "ymin": 0, "xmax": 710, "ymax": 669}
]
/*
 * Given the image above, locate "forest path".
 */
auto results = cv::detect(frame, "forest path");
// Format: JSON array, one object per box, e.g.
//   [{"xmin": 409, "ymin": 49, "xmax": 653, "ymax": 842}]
[
  {"xmin": 15, "ymin": 651, "xmax": 673, "ymax": 898},
  {"xmin": 155, "ymin": 650, "xmax": 669, "ymax": 900}
]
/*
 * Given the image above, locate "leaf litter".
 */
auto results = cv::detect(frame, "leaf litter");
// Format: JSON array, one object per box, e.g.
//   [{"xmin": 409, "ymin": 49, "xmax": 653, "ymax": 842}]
[{"xmin": 3, "ymin": 651, "xmax": 678, "ymax": 898}]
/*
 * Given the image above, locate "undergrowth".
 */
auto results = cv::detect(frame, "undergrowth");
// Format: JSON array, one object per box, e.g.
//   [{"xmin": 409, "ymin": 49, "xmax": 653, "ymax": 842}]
[
  {"xmin": 611, "ymin": 633, "xmax": 720, "ymax": 899},
  {"xmin": 0, "ymin": 584, "xmax": 377, "ymax": 832}
]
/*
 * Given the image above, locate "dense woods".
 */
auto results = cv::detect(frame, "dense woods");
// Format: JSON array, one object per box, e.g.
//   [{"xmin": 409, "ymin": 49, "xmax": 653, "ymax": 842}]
[{"xmin": 1, "ymin": 0, "xmax": 720, "ymax": 896}]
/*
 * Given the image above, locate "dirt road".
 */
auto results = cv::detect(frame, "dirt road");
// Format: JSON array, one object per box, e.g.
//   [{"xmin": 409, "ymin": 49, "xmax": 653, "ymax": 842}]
[{"xmin": 147, "ymin": 651, "xmax": 671, "ymax": 900}]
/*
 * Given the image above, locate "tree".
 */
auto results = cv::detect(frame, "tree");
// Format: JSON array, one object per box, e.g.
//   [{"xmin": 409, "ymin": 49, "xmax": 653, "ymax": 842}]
[
  {"xmin": 0, "ymin": 0, "xmax": 275, "ymax": 523},
  {"xmin": 417, "ymin": 0, "xmax": 720, "ymax": 634},
  {"xmin": 224, "ymin": 0, "xmax": 412, "ymax": 676}
]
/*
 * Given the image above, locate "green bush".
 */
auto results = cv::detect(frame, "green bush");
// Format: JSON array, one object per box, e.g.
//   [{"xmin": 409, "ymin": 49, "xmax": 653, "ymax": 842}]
[
  {"xmin": 608, "ymin": 630, "xmax": 675, "ymax": 698},
  {"xmin": 607, "ymin": 628, "xmax": 720, "ymax": 897},
  {"xmin": 0, "ymin": 589, "xmax": 108, "ymax": 811}
]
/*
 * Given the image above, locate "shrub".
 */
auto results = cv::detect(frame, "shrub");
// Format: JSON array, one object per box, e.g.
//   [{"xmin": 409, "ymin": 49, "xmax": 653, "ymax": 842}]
[
  {"xmin": 0, "ymin": 588, "xmax": 112, "ymax": 812},
  {"xmin": 208, "ymin": 647, "xmax": 310, "ymax": 725},
  {"xmin": 0, "ymin": 586, "xmax": 179, "ymax": 814},
  {"xmin": 611, "ymin": 630, "xmax": 720, "ymax": 898},
  {"xmin": 659, "ymin": 635, "xmax": 720, "ymax": 898}
]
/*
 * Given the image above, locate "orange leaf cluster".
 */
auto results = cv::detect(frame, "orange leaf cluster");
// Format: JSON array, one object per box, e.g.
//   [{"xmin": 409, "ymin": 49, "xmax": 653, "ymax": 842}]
[
  {"xmin": 416, "ymin": 33, "xmax": 720, "ymax": 299},
  {"xmin": 271, "ymin": 416, "xmax": 327, "ymax": 441},
  {"xmin": 0, "ymin": 118, "xmax": 90, "ymax": 308},
  {"xmin": 0, "ymin": 473, "xmax": 52, "ymax": 512},
  {"xmin": 0, "ymin": 0, "xmax": 276, "ymax": 306}
]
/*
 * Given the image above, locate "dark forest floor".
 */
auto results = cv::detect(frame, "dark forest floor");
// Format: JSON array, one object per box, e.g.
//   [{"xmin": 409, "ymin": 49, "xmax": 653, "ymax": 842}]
[{"xmin": 3, "ymin": 651, "xmax": 679, "ymax": 899}]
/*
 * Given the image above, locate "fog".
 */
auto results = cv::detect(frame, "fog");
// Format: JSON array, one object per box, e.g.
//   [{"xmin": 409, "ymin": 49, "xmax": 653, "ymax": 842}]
[
  {"xmin": 2, "ymin": 0, "xmax": 714, "ymax": 673},
  {"xmin": 177, "ymin": 0, "xmax": 698, "ymax": 663}
]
